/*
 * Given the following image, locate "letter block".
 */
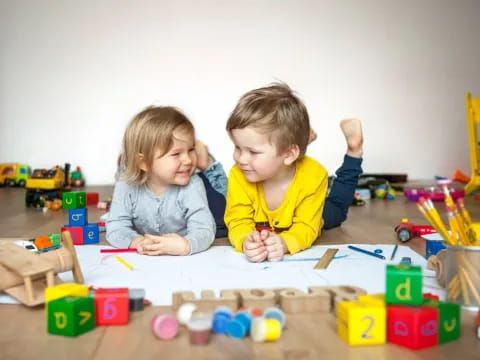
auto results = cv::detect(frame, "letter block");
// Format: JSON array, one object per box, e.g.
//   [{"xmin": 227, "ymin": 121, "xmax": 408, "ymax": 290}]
[
  {"xmin": 387, "ymin": 305, "xmax": 438, "ymax": 349},
  {"xmin": 94, "ymin": 287, "xmax": 129, "ymax": 325},
  {"xmin": 83, "ymin": 223, "xmax": 100, "ymax": 244},
  {"xmin": 47, "ymin": 296, "xmax": 95, "ymax": 337},
  {"xmin": 61, "ymin": 226, "xmax": 84, "ymax": 245},
  {"xmin": 386, "ymin": 264, "xmax": 423, "ymax": 305},
  {"xmin": 68, "ymin": 208, "xmax": 88, "ymax": 226},
  {"xmin": 337, "ymin": 300, "xmax": 386, "ymax": 345},
  {"xmin": 438, "ymin": 302, "xmax": 461, "ymax": 343},
  {"xmin": 62, "ymin": 191, "xmax": 86, "ymax": 209},
  {"xmin": 45, "ymin": 283, "xmax": 89, "ymax": 303}
]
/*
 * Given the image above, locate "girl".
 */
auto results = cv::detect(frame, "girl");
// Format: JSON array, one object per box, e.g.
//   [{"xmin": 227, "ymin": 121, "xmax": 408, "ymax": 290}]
[{"xmin": 106, "ymin": 106, "xmax": 218, "ymax": 255}]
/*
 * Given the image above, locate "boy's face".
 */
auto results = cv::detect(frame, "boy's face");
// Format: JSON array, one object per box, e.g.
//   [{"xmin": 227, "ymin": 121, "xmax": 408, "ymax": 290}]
[
  {"xmin": 145, "ymin": 129, "xmax": 197, "ymax": 191},
  {"xmin": 230, "ymin": 127, "xmax": 289, "ymax": 183}
]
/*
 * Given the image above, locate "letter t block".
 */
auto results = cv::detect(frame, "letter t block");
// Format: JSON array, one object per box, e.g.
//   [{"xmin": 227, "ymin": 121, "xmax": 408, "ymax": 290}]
[{"xmin": 386, "ymin": 264, "xmax": 423, "ymax": 305}]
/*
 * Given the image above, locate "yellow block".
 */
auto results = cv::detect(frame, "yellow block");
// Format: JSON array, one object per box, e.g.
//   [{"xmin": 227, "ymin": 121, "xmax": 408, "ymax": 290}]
[
  {"xmin": 337, "ymin": 300, "xmax": 386, "ymax": 345},
  {"xmin": 45, "ymin": 283, "xmax": 89, "ymax": 303},
  {"xmin": 357, "ymin": 293, "xmax": 385, "ymax": 306}
]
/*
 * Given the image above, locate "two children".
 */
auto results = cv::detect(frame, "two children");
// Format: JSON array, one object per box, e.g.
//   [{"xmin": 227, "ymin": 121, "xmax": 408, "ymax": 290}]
[{"xmin": 106, "ymin": 83, "xmax": 363, "ymax": 261}]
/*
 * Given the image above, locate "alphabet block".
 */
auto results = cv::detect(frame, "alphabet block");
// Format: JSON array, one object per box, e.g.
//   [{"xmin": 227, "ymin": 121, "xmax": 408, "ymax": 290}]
[
  {"xmin": 45, "ymin": 283, "xmax": 89, "ymax": 303},
  {"xmin": 47, "ymin": 296, "xmax": 95, "ymax": 336},
  {"xmin": 94, "ymin": 287, "xmax": 129, "ymax": 325},
  {"xmin": 386, "ymin": 264, "xmax": 423, "ymax": 305},
  {"xmin": 62, "ymin": 192, "xmax": 86, "ymax": 209},
  {"xmin": 387, "ymin": 305, "xmax": 438, "ymax": 349},
  {"xmin": 438, "ymin": 302, "xmax": 461, "ymax": 343},
  {"xmin": 86, "ymin": 192, "xmax": 99, "ymax": 205},
  {"xmin": 68, "ymin": 208, "xmax": 88, "ymax": 226},
  {"xmin": 83, "ymin": 223, "xmax": 99, "ymax": 244},
  {"xmin": 61, "ymin": 226, "xmax": 84, "ymax": 245},
  {"xmin": 337, "ymin": 300, "xmax": 386, "ymax": 345}
]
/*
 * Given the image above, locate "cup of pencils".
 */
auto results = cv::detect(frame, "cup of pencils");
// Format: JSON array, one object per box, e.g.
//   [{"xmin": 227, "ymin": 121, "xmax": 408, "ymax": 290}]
[{"xmin": 416, "ymin": 181, "xmax": 480, "ymax": 308}]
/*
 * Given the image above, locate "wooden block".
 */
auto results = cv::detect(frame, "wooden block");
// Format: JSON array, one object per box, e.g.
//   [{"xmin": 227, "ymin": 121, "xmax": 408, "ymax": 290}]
[
  {"xmin": 314, "ymin": 248, "xmax": 338, "ymax": 269},
  {"xmin": 62, "ymin": 191, "xmax": 86, "ymax": 209},
  {"xmin": 386, "ymin": 264, "xmax": 423, "ymax": 305},
  {"xmin": 45, "ymin": 283, "xmax": 89, "ymax": 303},
  {"xmin": 83, "ymin": 223, "xmax": 99, "ymax": 244},
  {"xmin": 94, "ymin": 287, "xmax": 129, "ymax": 325},
  {"xmin": 172, "ymin": 290, "xmax": 238, "ymax": 312},
  {"xmin": 47, "ymin": 296, "xmax": 95, "ymax": 337}
]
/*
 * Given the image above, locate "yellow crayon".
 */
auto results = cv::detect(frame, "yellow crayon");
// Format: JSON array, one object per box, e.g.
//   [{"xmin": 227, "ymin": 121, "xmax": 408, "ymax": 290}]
[{"xmin": 115, "ymin": 255, "xmax": 134, "ymax": 271}]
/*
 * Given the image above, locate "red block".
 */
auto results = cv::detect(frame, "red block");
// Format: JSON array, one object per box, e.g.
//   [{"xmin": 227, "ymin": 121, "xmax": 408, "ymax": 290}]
[
  {"xmin": 387, "ymin": 305, "xmax": 438, "ymax": 349},
  {"xmin": 61, "ymin": 226, "xmax": 84, "ymax": 245},
  {"xmin": 86, "ymin": 192, "xmax": 99, "ymax": 205},
  {"xmin": 94, "ymin": 287, "xmax": 129, "ymax": 325}
]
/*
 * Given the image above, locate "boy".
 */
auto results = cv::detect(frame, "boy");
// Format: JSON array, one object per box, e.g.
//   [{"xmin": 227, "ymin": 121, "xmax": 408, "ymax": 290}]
[{"xmin": 224, "ymin": 83, "xmax": 363, "ymax": 262}]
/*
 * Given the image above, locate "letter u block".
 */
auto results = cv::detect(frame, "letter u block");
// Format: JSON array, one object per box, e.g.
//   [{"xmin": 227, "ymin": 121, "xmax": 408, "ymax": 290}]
[
  {"xmin": 68, "ymin": 208, "xmax": 88, "ymax": 226},
  {"xmin": 337, "ymin": 300, "xmax": 386, "ymax": 345},
  {"xmin": 386, "ymin": 264, "xmax": 423, "ymax": 305},
  {"xmin": 438, "ymin": 302, "xmax": 461, "ymax": 343},
  {"xmin": 47, "ymin": 296, "xmax": 95, "ymax": 337},
  {"xmin": 45, "ymin": 283, "xmax": 89, "ymax": 303},
  {"xmin": 62, "ymin": 191, "xmax": 86, "ymax": 209},
  {"xmin": 387, "ymin": 305, "xmax": 438, "ymax": 349},
  {"xmin": 94, "ymin": 288, "xmax": 129, "ymax": 325}
]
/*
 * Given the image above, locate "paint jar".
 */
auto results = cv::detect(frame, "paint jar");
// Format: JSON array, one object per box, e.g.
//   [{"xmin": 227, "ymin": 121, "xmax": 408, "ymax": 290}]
[
  {"xmin": 425, "ymin": 239, "xmax": 446, "ymax": 259},
  {"xmin": 151, "ymin": 314, "xmax": 178, "ymax": 340},
  {"xmin": 187, "ymin": 312, "xmax": 212, "ymax": 345},
  {"xmin": 212, "ymin": 306, "xmax": 233, "ymax": 334},
  {"xmin": 444, "ymin": 244, "xmax": 480, "ymax": 310},
  {"xmin": 251, "ymin": 318, "xmax": 282, "ymax": 342}
]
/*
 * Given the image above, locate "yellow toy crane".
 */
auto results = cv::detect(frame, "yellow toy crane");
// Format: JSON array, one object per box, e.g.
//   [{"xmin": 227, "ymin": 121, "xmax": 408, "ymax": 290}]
[{"xmin": 25, "ymin": 163, "xmax": 71, "ymax": 207}]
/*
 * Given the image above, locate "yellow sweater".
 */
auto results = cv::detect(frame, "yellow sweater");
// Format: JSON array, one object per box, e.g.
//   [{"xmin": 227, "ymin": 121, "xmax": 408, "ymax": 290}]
[{"xmin": 224, "ymin": 156, "xmax": 328, "ymax": 254}]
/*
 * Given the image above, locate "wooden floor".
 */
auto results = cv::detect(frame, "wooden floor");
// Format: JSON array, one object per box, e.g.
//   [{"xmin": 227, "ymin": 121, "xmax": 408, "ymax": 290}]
[{"xmin": 0, "ymin": 185, "xmax": 479, "ymax": 360}]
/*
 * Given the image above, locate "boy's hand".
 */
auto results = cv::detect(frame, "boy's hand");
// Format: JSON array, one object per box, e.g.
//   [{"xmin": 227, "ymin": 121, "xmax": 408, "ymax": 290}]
[
  {"xmin": 140, "ymin": 233, "xmax": 191, "ymax": 256},
  {"xmin": 242, "ymin": 230, "xmax": 268, "ymax": 262},
  {"xmin": 264, "ymin": 234, "xmax": 287, "ymax": 262},
  {"xmin": 129, "ymin": 235, "xmax": 151, "ymax": 250}
]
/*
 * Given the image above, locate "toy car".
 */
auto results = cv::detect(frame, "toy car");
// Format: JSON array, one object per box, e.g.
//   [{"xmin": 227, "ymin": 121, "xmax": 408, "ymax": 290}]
[
  {"xmin": 403, "ymin": 187, "xmax": 464, "ymax": 202},
  {"xmin": 394, "ymin": 217, "xmax": 437, "ymax": 242}
]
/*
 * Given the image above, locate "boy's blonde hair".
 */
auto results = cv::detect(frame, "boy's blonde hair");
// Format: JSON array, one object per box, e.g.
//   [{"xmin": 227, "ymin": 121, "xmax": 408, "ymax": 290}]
[
  {"xmin": 121, "ymin": 106, "xmax": 194, "ymax": 184},
  {"xmin": 226, "ymin": 82, "xmax": 310, "ymax": 156}
]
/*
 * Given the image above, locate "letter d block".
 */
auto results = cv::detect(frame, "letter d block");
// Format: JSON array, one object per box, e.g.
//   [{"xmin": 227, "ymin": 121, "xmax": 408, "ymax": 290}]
[
  {"xmin": 337, "ymin": 300, "xmax": 386, "ymax": 345},
  {"xmin": 62, "ymin": 191, "xmax": 86, "ymax": 209},
  {"xmin": 387, "ymin": 305, "xmax": 438, "ymax": 349},
  {"xmin": 94, "ymin": 288, "xmax": 129, "ymax": 325},
  {"xmin": 47, "ymin": 296, "xmax": 95, "ymax": 337},
  {"xmin": 386, "ymin": 264, "xmax": 423, "ymax": 305},
  {"xmin": 438, "ymin": 302, "xmax": 461, "ymax": 343}
]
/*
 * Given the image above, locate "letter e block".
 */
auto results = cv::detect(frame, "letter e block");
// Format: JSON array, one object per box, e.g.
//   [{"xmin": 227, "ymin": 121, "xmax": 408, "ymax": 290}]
[
  {"xmin": 94, "ymin": 288, "xmax": 129, "ymax": 325},
  {"xmin": 386, "ymin": 264, "xmax": 423, "ymax": 305},
  {"xmin": 47, "ymin": 296, "xmax": 95, "ymax": 336},
  {"xmin": 83, "ymin": 223, "xmax": 99, "ymax": 244}
]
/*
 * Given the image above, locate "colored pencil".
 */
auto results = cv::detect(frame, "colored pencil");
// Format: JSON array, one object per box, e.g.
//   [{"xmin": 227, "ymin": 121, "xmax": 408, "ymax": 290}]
[
  {"xmin": 100, "ymin": 248, "xmax": 137, "ymax": 253},
  {"xmin": 115, "ymin": 255, "xmax": 134, "ymax": 270},
  {"xmin": 390, "ymin": 245, "xmax": 398, "ymax": 260},
  {"xmin": 347, "ymin": 245, "xmax": 385, "ymax": 260}
]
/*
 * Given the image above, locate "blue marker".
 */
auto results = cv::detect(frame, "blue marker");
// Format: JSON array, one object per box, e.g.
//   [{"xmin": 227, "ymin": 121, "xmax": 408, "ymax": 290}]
[{"xmin": 348, "ymin": 245, "xmax": 385, "ymax": 260}]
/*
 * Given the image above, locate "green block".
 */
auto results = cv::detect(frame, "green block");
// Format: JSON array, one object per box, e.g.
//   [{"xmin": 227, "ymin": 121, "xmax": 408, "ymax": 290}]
[
  {"xmin": 385, "ymin": 264, "xmax": 423, "ymax": 305},
  {"xmin": 47, "ymin": 296, "xmax": 95, "ymax": 337},
  {"xmin": 438, "ymin": 302, "xmax": 461, "ymax": 343},
  {"xmin": 48, "ymin": 233, "xmax": 61, "ymax": 246},
  {"xmin": 62, "ymin": 192, "xmax": 86, "ymax": 209}
]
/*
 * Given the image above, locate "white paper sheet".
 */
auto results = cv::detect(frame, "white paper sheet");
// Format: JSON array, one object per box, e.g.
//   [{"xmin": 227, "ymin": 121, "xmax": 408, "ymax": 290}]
[{"xmin": 0, "ymin": 244, "xmax": 443, "ymax": 305}]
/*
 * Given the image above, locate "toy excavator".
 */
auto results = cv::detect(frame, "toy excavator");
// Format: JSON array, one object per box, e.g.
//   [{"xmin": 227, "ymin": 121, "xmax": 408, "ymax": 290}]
[{"xmin": 0, "ymin": 231, "xmax": 83, "ymax": 306}]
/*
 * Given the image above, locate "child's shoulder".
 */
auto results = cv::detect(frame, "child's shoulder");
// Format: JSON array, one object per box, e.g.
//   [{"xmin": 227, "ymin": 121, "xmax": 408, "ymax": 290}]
[{"xmin": 297, "ymin": 155, "xmax": 327, "ymax": 175}]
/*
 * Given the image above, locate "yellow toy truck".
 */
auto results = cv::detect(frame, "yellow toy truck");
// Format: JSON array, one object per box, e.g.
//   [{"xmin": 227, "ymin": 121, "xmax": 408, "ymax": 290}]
[{"xmin": 0, "ymin": 163, "xmax": 31, "ymax": 187}]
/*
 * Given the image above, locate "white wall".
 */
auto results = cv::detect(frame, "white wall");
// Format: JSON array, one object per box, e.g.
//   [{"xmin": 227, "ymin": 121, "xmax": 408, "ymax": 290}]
[{"xmin": 1, "ymin": 0, "xmax": 480, "ymax": 185}]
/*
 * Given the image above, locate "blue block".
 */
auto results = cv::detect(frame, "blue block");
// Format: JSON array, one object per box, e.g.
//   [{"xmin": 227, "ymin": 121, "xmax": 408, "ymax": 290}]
[
  {"xmin": 425, "ymin": 239, "xmax": 446, "ymax": 259},
  {"xmin": 68, "ymin": 208, "xmax": 88, "ymax": 226},
  {"xmin": 83, "ymin": 223, "xmax": 99, "ymax": 244}
]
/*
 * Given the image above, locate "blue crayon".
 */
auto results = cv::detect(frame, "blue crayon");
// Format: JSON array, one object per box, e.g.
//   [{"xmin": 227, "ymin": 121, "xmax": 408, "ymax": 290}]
[{"xmin": 348, "ymin": 245, "xmax": 385, "ymax": 260}]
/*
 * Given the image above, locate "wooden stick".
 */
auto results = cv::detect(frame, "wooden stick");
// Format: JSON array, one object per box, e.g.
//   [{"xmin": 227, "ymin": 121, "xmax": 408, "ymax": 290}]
[{"xmin": 314, "ymin": 248, "xmax": 338, "ymax": 269}]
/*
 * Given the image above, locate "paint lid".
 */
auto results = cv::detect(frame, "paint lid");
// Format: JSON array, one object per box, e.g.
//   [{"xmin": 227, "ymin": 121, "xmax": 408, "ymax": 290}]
[{"xmin": 151, "ymin": 314, "xmax": 178, "ymax": 340}]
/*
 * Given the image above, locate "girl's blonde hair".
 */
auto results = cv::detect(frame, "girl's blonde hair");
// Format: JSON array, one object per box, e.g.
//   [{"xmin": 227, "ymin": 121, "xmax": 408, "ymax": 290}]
[{"xmin": 121, "ymin": 106, "xmax": 194, "ymax": 184}]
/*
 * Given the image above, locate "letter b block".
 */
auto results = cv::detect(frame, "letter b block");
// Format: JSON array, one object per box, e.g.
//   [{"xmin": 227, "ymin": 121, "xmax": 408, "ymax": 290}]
[
  {"xmin": 387, "ymin": 305, "xmax": 438, "ymax": 349},
  {"xmin": 337, "ymin": 300, "xmax": 386, "ymax": 345},
  {"xmin": 62, "ymin": 191, "xmax": 86, "ymax": 209},
  {"xmin": 386, "ymin": 264, "xmax": 423, "ymax": 305},
  {"xmin": 94, "ymin": 288, "xmax": 129, "ymax": 325},
  {"xmin": 47, "ymin": 296, "xmax": 95, "ymax": 337}
]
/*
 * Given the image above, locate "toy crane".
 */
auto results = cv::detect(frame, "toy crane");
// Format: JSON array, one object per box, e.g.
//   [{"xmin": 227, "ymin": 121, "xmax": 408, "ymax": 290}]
[{"xmin": 0, "ymin": 231, "xmax": 83, "ymax": 306}]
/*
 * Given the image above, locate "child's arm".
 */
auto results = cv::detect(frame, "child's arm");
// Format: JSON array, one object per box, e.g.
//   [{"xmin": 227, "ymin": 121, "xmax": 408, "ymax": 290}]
[
  {"xmin": 106, "ymin": 181, "xmax": 143, "ymax": 248},
  {"xmin": 280, "ymin": 174, "xmax": 329, "ymax": 254},
  {"xmin": 224, "ymin": 167, "xmax": 257, "ymax": 252}
]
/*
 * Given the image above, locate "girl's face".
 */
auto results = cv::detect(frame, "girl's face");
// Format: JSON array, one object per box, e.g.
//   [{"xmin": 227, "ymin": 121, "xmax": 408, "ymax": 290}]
[{"xmin": 145, "ymin": 129, "xmax": 197, "ymax": 194}]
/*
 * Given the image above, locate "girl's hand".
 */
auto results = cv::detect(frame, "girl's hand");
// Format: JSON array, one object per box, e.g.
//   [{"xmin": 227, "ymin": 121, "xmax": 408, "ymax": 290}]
[
  {"xmin": 264, "ymin": 234, "xmax": 287, "ymax": 262},
  {"xmin": 242, "ymin": 230, "xmax": 268, "ymax": 262},
  {"xmin": 140, "ymin": 233, "xmax": 191, "ymax": 256},
  {"xmin": 129, "ymin": 235, "xmax": 152, "ymax": 251}
]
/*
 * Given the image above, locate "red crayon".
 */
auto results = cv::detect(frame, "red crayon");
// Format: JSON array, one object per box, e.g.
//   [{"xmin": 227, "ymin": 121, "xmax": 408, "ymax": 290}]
[{"xmin": 100, "ymin": 248, "xmax": 137, "ymax": 253}]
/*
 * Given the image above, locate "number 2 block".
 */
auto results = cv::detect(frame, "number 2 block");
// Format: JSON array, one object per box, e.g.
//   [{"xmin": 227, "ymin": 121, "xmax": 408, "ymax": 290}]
[
  {"xmin": 337, "ymin": 300, "xmax": 386, "ymax": 345},
  {"xmin": 94, "ymin": 288, "xmax": 129, "ymax": 325}
]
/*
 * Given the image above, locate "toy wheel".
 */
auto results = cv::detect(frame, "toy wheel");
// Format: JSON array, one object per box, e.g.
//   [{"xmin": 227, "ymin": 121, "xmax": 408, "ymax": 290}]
[
  {"xmin": 18, "ymin": 179, "xmax": 26, "ymax": 187},
  {"xmin": 397, "ymin": 228, "xmax": 411, "ymax": 242},
  {"xmin": 6, "ymin": 179, "xmax": 15, "ymax": 187}
]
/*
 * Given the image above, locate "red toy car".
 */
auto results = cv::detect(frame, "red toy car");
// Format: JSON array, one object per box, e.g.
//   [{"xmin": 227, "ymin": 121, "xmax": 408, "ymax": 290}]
[
  {"xmin": 403, "ymin": 187, "xmax": 464, "ymax": 202},
  {"xmin": 394, "ymin": 218, "xmax": 437, "ymax": 242}
]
